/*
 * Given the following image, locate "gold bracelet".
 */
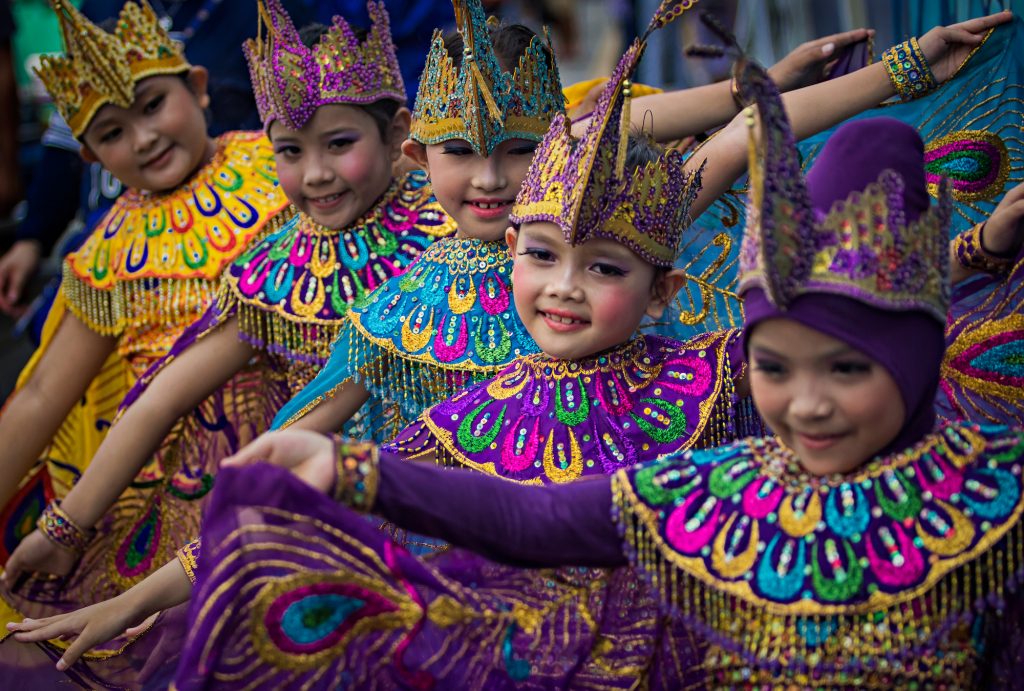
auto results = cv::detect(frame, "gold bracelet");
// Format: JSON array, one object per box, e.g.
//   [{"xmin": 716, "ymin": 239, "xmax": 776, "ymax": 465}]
[
  {"xmin": 330, "ymin": 437, "xmax": 380, "ymax": 512},
  {"xmin": 953, "ymin": 222, "xmax": 1015, "ymax": 275},
  {"xmin": 36, "ymin": 501, "xmax": 93, "ymax": 553},
  {"xmin": 882, "ymin": 37, "xmax": 938, "ymax": 102},
  {"xmin": 176, "ymin": 539, "xmax": 201, "ymax": 585}
]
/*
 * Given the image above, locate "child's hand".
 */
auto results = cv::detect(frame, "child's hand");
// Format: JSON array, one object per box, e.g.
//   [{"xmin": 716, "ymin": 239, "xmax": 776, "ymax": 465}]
[
  {"xmin": 1, "ymin": 530, "xmax": 77, "ymax": 585},
  {"xmin": 768, "ymin": 28, "xmax": 873, "ymax": 91},
  {"xmin": 6, "ymin": 595, "xmax": 149, "ymax": 671},
  {"xmin": 221, "ymin": 430, "xmax": 336, "ymax": 494},
  {"xmin": 919, "ymin": 11, "xmax": 1013, "ymax": 83},
  {"xmin": 980, "ymin": 181, "xmax": 1024, "ymax": 258}
]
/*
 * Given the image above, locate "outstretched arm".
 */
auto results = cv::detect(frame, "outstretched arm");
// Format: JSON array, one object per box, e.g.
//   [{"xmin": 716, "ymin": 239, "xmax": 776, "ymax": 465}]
[
  {"xmin": 629, "ymin": 28, "xmax": 873, "ymax": 141},
  {"xmin": 0, "ymin": 313, "xmax": 115, "ymax": 511},
  {"xmin": 2, "ymin": 318, "xmax": 253, "ymax": 581},
  {"xmin": 222, "ymin": 430, "xmax": 625, "ymax": 568},
  {"xmin": 6, "ymin": 555, "xmax": 192, "ymax": 672},
  {"xmin": 686, "ymin": 11, "xmax": 1013, "ymax": 221}
]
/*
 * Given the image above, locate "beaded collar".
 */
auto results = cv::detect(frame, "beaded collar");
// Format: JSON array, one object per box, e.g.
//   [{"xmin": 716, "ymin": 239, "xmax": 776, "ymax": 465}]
[
  {"xmin": 221, "ymin": 170, "xmax": 453, "ymax": 364},
  {"xmin": 387, "ymin": 331, "xmax": 740, "ymax": 484},
  {"xmin": 348, "ymin": 236, "xmax": 536, "ymax": 370},
  {"xmin": 62, "ymin": 131, "xmax": 290, "ymax": 335}
]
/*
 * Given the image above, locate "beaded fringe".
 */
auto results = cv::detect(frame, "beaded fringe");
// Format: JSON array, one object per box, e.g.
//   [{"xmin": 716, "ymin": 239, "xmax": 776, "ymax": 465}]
[
  {"xmin": 612, "ymin": 478, "xmax": 1024, "ymax": 687},
  {"xmin": 228, "ymin": 289, "xmax": 340, "ymax": 366},
  {"xmin": 62, "ymin": 263, "xmax": 217, "ymax": 337}
]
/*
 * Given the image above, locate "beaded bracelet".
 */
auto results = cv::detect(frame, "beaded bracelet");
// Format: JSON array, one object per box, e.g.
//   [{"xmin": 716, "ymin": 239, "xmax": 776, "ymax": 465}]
[
  {"xmin": 953, "ymin": 222, "xmax": 1016, "ymax": 275},
  {"xmin": 882, "ymin": 38, "xmax": 938, "ymax": 102},
  {"xmin": 330, "ymin": 437, "xmax": 380, "ymax": 512},
  {"xmin": 176, "ymin": 539, "xmax": 201, "ymax": 585},
  {"xmin": 36, "ymin": 501, "xmax": 93, "ymax": 553}
]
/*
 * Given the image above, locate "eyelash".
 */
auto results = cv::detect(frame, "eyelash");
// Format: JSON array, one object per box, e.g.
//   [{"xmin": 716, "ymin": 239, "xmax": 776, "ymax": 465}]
[
  {"xmin": 509, "ymin": 144, "xmax": 537, "ymax": 156},
  {"xmin": 143, "ymin": 94, "xmax": 164, "ymax": 115},
  {"xmin": 100, "ymin": 128, "xmax": 123, "ymax": 143},
  {"xmin": 833, "ymin": 361, "xmax": 871, "ymax": 375},
  {"xmin": 519, "ymin": 248, "xmax": 554, "ymax": 262},
  {"xmin": 442, "ymin": 145, "xmax": 473, "ymax": 156},
  {"xmin": 275, "ymin": 146, "xmax": 301, "ymax": 157},
  {"xmin": 329, "ymin": 137, "xmax": 357, "ymax": 149},
  {"xmin": 591, "ymin": 263, "xmax": 625, "ymax": 277}
]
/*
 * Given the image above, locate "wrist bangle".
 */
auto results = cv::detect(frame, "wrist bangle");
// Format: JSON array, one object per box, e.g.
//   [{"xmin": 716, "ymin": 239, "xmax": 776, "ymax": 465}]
[
  {"xmin": 953, "ymin": 222, "xmax": 1015, "ymax": 275},
  {"xmin": 882, "ymin": 37, "xmax": 938, "ymax": 101},
  {"xmin": 330, "ymin": 437, "xmax": 380, "ymax": 512},
  {"xmin": 37, "ymin": 501, "xmax": 93, "ymax": 553},
  {"xmin": 176, "ymin": 539, "xmax": 201, "ymax": 585},
  {"xmin": 729, "ymin": 75, "xmax": 744, "ymax": 109}
]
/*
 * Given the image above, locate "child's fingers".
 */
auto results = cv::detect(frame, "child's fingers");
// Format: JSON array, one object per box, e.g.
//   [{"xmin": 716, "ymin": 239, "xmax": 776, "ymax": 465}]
[
  {"xmin": 221, "ymin": 434, "xmax": 277, "ymax": 467},
  {"xmin": 12, "ymin": 617, "xmax": 81, "ymax": 643},
  {"xmin": 56, "ymin": 631, "xmax": 98, "ymax": 672}
]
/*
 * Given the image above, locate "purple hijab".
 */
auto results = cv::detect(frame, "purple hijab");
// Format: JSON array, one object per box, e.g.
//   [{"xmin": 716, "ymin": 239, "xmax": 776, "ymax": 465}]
[{"xmin": 742, "ymin": 118, "xmax": 945, "ymax": 454}]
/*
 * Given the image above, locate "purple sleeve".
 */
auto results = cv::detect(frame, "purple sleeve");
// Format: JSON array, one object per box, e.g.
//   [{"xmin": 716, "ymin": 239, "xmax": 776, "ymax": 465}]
[
  {"xmin": 374, "ymin": 454, "xmax": 626, "ymax": 569},
  {"xmin": 978, "ymin": 590, "xmax": 1024, "ymax": 688}
]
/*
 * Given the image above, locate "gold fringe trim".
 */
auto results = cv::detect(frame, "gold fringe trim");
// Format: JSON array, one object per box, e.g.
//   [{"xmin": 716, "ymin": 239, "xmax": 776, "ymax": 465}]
[
  {"xmin": 611, "ymin": 473, "xmax": 1024, "ymax": 687},
  {"xmin": 61, "ymin": 262, "xmax": 218, "ymax": 337}
]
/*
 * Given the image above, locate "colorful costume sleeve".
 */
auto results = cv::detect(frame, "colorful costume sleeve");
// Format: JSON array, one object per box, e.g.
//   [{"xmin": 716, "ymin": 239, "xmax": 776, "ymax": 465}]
[
  {"xmin": 374, "ymin": 455, "xmax": 623, "ymax": 568},
  {"xmin": 174, "ymin": 463, "xmax": 671, "ymax": 689}
]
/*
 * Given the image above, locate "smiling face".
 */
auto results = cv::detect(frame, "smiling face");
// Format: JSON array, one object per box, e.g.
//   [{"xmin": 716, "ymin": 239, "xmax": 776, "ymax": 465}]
[
  {"xmin": 506, "ymin": 222, "xmax": 681, "ymax": 360},
  {"xmin": 747, "ymin": 318, "xmax": 906, "ymax": 476},
  {"xmin": 403, "ymin": 138, "xmax": 537, "ymax": 241},
  {"xmin": 81, "ymin": 70, "xmax": 214, "ymax": 193},
  {"xmin": 269, "ymin": 103, "xmax": 406, "ymax": 228}
]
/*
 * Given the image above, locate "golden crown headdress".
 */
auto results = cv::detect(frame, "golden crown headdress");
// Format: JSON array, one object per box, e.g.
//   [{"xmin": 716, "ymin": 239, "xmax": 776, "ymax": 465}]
[
  {"xmin": 510, "ymin": 0, "xmax": 702, "ymax": 267},
  {"xmin": 244, "ymin": 0, "xmax": 406, "ymax": 132},
  {"xmin": 35, "ymin": 0, "xmax": 191, "ymax": 138},
  {"xmin": 410, "ymin": 0, "xmax": 564, "ymax": 155}
]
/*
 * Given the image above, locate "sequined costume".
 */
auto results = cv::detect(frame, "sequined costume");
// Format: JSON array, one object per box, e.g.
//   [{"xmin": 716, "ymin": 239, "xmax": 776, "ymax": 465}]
[
  {"xmin": 0, "ymin": 128, "xmax": 290, "ymax": 674},
  {"xmin": 174, "ymin": 36, "xmax": 1024, "ymax": 686},
  {"xmin": 388, "ymin": 331, "xmax": 754, "ymax": 482},
  {"xmin": 273, "ymin": 236, "xmax": 536, "ymax": 438}
]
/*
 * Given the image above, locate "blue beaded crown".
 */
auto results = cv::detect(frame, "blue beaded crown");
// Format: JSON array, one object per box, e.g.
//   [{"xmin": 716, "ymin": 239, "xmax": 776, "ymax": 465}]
[{"xmin": 409, "ymin": 0, "xmax": 564, "ymax": 155}]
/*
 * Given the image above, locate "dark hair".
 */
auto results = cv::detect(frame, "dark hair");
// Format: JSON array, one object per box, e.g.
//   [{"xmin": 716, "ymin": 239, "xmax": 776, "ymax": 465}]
[
  {"xmin": 295, "ymin": 22, "xmax": 403, "ymax": 141},
  {"xmin": 442, "ymin": 21, "xmax": 555, "ymax": 74}
]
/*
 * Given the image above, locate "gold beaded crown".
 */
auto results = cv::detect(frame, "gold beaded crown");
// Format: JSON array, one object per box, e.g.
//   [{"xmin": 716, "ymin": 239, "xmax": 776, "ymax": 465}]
[
  {"xmin": 35, "ymin": 0, "xmax": 191, "ymax": 138},
  {"xmin": 410, "ymin": 0, "xmax": 564, "ymax": 155},
  {"xmin": 510, "ymin": 0, "xmax": 701, "ymax": 268}
]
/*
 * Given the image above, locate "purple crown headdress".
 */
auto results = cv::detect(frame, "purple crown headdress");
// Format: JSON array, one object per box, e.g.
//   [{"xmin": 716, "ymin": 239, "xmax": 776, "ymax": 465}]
[
  {"xmin": 725, "ymin": 27, "xmax": 951, "ymax": 322},
  {"xmin": 244, "ymin": 0, "xmax": 406, "ymax": 132},
  {"xmin": 509, "ymin": 0, "xmax": 702, "ymax": 268},
  {"xmin": 410, "ymin": 0, "xmax": 564, "ymax": 155}
]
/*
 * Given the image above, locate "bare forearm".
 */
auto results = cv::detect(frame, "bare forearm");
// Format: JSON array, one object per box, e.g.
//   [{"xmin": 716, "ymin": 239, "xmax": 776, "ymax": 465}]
[
  {"xmin": 121, "ymin": 558, "xmax": 192, "ymax": 623},
  {"xmin": 0, "ymin": 315, "xmax": 114, "ymax": 508},
  {"xmin": 689, "ymin": 62, "xmax": 895, "ymax": 220},
  {"xmin": 60, "ymin": 319, "xmax": 253, "ymax": 528},
  {"xmin": 285, "ymin": 381, "xmax": 371, "ymax": 433},
  {"xmin": 632, "ymin": 81, "xmax": 738, "ymax": 141}
]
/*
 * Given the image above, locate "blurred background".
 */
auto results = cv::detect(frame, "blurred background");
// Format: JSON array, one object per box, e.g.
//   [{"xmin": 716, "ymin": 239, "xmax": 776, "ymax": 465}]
[{"xmin": 0, "ymin": 0, "xmax": 1021, "ymax": 401}]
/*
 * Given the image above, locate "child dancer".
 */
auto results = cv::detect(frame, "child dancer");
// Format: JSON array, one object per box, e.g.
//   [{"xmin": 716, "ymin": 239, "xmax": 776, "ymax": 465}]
[
  {"xmin": 270, "ymin": 0, "xmax": 565, "ymax": 439},
  {"xmin": 0, "ymin": 0, "xmax": 454, "ymax": 623},
  {"xmin": 184, "ymin": 64, "xmax": 1024, "ymax": 687},
  {"xmin": 0, "ymin": 0, "xmax": 291, "ymax": 614}
]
